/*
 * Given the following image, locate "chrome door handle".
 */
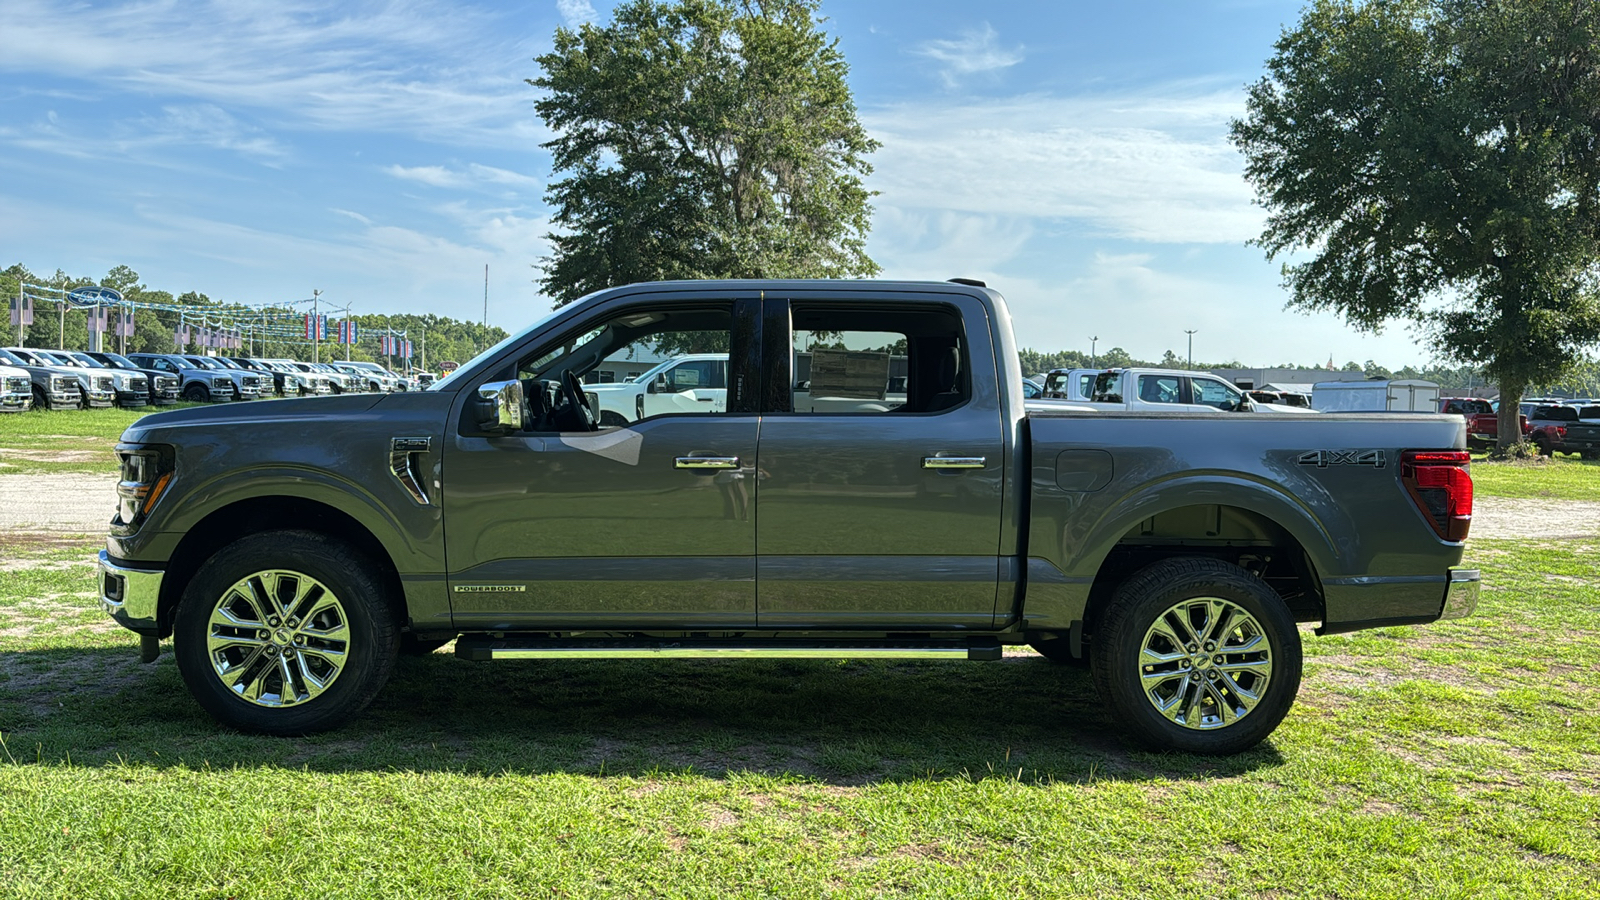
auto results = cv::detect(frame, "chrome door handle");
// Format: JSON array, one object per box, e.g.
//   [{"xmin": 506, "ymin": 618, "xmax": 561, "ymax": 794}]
[
  {"xmin": 675, "ymin": 457, "xmax": 740, "ymax": 469},
  {"xmin": 923, "ymin": 456, "xmax": 986, "ymax": 469}
]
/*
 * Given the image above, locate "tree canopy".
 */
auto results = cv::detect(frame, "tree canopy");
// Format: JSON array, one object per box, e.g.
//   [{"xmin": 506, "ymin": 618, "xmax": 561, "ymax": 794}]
[
  {"xmin": 530, "ymin": 0, "xmax": 880, "ymax": 305},
  {"xmin": 1230, "ymin": 0, "xmax": 1600, "ymax": 446}
]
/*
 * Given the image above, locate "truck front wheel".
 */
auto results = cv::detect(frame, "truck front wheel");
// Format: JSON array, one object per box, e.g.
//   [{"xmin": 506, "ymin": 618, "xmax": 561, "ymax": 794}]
[
  {"xmin": 1092, "ymin": 557, "xmax": 1301, "ymax": 754},
  {"xmin": 173, "ymin": 530, "xmax": 399, "ymax": 735}
]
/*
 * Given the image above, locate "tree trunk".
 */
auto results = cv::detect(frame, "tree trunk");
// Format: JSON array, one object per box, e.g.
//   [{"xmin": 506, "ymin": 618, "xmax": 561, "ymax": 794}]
[{"xmin": 1497, "ymin": 381, "xmax": 1525, "ymax": 451}]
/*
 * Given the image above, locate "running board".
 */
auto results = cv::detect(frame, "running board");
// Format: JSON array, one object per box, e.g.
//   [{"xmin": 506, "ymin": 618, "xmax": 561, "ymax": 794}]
[{"xmin": 454, "ymin": 636, "xmax": 1002, "ymax": 662}]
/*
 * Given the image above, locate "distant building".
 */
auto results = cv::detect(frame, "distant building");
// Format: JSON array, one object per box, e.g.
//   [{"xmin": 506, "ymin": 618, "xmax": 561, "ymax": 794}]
[{"xmin": 1210, "ymin": 368, "xmax": 1369, "ymax": 390}]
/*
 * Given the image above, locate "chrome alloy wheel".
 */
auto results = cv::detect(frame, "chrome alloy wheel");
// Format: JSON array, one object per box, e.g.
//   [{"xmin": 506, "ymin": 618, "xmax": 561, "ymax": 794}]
[
  {"xmin": 206, "ymin": 570, "xmax": 351, "ymax": 708},
  {"xmin": 1138, "ymin": 597, "xmax": 1273, "ymax": 729}
]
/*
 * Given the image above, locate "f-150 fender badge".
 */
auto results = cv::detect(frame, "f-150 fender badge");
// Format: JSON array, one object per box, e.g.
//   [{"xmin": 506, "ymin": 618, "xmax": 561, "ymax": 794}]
[
  {"xmin": 452, "ymin": 584, "xmax": 527, "ymax": 593},
  {"xmin": 1298, "ymin": 449, "xmax": 1387, "ymax": 469}
]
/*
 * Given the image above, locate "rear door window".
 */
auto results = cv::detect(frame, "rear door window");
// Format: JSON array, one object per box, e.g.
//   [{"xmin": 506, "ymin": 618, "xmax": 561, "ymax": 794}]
[{"xmin": 1137, "ymin": 375, "xmax": 1182, "ymax": 405}]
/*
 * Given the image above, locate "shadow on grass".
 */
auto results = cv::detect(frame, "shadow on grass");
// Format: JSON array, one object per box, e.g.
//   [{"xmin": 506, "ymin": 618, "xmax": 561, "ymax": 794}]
[{"xmin": 0, "ymin": 646, "xmax": 1284, "ymax": 785}]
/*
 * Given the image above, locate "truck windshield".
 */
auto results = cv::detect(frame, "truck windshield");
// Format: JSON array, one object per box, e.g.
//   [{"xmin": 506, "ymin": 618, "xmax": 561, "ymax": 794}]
[{"xmin": 96, "ymin": 353, "xmax": 139, "ymax": 370}]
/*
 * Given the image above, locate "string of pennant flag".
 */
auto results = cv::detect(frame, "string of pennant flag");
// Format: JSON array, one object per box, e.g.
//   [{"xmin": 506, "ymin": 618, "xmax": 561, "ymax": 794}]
[{"xmin": 9, "ymin": 282, "xmax": 413, "ymax": 356}]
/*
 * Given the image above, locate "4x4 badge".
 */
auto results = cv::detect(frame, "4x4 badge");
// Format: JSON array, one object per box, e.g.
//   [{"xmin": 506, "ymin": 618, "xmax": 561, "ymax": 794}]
[{"xmin": 1298, "ymin": 450, "xmax": 1387, "ymax": 469}]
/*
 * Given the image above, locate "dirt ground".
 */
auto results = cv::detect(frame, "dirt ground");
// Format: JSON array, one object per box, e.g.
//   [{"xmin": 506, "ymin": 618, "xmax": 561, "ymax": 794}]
[{"xmin": 0, "ymin": 473, "xmax": 1588, "ymax": 540}]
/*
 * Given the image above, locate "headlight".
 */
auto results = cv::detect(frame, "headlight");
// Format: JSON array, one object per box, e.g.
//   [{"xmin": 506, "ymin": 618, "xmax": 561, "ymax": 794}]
[
  {"xmin": 52, "ymin": 376, "xmax": 71, "ymax": 390},
  {"xmin": 212, "ymin": 376, "xmax": 226, "ymax": 387},
  {"xmin": 113, "ymin": 443, "xmax": 175, "ymax": 533},
  {"xmin": 114, "ymin": 373, "xmax": 134, "ymax": 389}
]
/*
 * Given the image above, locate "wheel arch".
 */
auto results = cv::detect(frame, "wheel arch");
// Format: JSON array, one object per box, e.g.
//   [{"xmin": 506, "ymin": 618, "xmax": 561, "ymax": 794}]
[
  {"xmin": 1078, "ymin": 502, "xmax": 1326, "ymax": 636},
  {"xmin": 154, "ymin": 496, "xmax": 405, "ymax": 638}
]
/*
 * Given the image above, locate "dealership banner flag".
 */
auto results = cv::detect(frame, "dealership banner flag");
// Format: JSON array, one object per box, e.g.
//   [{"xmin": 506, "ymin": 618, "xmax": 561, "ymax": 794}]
[
  {"xmin": 339, "ymin": 319, "xmax": 358, "ymax": 344},
  {"xmin": 175, "ymin": 324, "xmax": 190, "ymax": 346},
  {"xmin": 402, "ymin": 339, "xmax": 413, "ymax": 358},
  {"xmin": 304, "ymin": 314, "xmax": 327, "ymax": 341},
  {"xmin": 8, "ymin": 296, "xmax": 32, "ymax": 327},
  {"xmin": 117, "ymin": 308, "xmax": 135, "ymax": 338},
  {"xmin": 86, "ymin": 306, "xmax": 108, "ymax": 338}
]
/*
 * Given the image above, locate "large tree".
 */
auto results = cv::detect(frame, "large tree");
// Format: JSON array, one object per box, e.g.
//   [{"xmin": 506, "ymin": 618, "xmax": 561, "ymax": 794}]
[
  {"xmin": 1231, "ymin": 0, "xmax": 1600, "ymax": 447},
  {"xmin": 530, "ymin": 0, "xmax": 880, "ymax": 304}
]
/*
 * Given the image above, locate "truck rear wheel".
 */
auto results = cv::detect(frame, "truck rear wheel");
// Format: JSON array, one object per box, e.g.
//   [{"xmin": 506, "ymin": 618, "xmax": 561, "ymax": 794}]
[
  {"xmin": 1092, "ymin": 557, "xmax": 1301, "ymax": 754},
  {"xmin": 173, "ymin": 530, "xmax": 399, "ymax": 735}
]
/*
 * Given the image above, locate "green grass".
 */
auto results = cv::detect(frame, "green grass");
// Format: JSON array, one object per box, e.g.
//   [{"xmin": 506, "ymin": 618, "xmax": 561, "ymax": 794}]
[
  {"xmin": 1471, "ymin": 456, "xmax": 1600, "ymax": 502},
  {"xmin": 1, "ymin": 535, "xmax": 1596, "ymax": 897},
  {"xmin": 0, "ymin": 405, "xmax": 200, "ymax": 475}
]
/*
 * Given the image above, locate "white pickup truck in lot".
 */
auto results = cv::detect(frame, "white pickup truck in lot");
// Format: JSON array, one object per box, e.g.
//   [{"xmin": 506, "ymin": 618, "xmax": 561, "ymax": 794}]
[
  {"xmin": 1044, "ymin": 367, "xmax": 1313, "ymax": 413},
  {"xmin": 586, "ymin": 353, "xmax": 729, "ymax": 425}
]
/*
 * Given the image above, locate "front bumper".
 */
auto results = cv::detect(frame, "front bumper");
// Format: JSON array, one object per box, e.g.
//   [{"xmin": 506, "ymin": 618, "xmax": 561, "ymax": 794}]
[
  {"xmin": 115, "ymin": 389, "xmax": 150, "ymax": 408},
  {"xmin": 0, "ymin": 394, "xmax": 29, "ymax": 413},
  {"xmin": 85, "ymin": 389, "xmax": 116, "ymax": 408},
  {"xmin": 98, "ymin": 550, "xmax": 164, "ymax": 636},
  {"xmin": 46, "ymin": 389, "xmax": 80, "ymax": 410},
  {"xmin": 1439, "ymin": 568, "xmax": 1481, "ymax": 620}
]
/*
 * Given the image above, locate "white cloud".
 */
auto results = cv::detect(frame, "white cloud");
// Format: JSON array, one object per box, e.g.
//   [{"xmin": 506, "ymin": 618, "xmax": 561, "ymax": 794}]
[
  {"xmin": 385, "ymin": 163, "xmax": 542, "ymax": 191},
  {"xmin": 386, "ymin": 164, "xmax": 467, "ymax": 188},
  {"xmin": 912, "ymin": 24, "xmax": 1024, "ymax": 87},
  {"xmin": 863, "ymin": 86, "xmax": 1261, "ymax": 245},
  {"xmin": 556, "ymin": 0, "xmax": 597, "ymax": 27},
  {"xmin": 0, "ymin": 0, "xmax": 551, "ymax": 149}
]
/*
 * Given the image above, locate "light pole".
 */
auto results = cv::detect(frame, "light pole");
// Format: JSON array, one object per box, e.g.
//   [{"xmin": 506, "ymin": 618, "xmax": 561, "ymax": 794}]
[
  {"xmin": 311, "ymin": 289, "xmax": 322, "ymax": 363},
  {"xmin": 1184, "ymin": 329, "xmax": 1198, "ymax": 369},
  {"xmin": 1090, "ymin": 335, "xmax": 1099, "ymax": 369}
]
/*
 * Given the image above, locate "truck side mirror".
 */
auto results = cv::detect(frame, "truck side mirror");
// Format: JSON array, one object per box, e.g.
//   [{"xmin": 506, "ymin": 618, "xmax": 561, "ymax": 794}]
[
  {"xmin": 475, "ymin": 380, "xmax": 525, "ymax": 433},
  {"xmin": 647, "ymin": 373, "xmax": 668, "ymax": 394}
]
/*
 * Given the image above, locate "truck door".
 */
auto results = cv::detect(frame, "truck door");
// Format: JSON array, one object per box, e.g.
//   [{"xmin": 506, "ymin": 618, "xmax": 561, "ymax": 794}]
[
  {"xmin": 442, "ymin": 297, "xmax": 760, "ymax": 631},
  {"xmin": 752, "ymin": 295, "xmax": 1006, "ymax": 629}
]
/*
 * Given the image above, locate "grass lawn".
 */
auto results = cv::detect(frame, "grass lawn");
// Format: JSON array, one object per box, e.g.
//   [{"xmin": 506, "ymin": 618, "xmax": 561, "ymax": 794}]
[
  {"xmin": 0, "ymin": 404, "xmax": 201, "ymax": 476},
  {"xmin": 1470, "ymin": 456, "xmax": 1600, "ymax": 502},
  {"xmin": 0, "ymin": 535, "xmax": 1595, "ymax": 897}
]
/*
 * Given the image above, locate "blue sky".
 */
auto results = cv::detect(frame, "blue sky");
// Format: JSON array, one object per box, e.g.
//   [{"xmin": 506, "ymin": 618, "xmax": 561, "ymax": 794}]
[{"xmin": 0, "ymin": 0, "xmax": 1433, "ymax": 366}]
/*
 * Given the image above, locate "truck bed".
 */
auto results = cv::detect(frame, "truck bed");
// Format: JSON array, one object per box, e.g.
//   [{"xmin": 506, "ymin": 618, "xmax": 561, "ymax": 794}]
[{"xmin": 1020, "ymin": 409, "xmax": 1468, "ymax": 633}]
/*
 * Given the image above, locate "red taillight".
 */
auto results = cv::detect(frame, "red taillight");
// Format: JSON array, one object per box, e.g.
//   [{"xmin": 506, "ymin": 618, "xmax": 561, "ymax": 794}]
[{"xmin": 1401, "ymin": 450, "xmax": 1472, "ymax": 542}]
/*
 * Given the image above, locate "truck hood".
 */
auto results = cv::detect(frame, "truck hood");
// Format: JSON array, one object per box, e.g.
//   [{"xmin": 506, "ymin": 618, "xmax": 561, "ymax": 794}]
[{"xmin": 124, "ymin": 393, "xmax": 384, "ymax": 439}]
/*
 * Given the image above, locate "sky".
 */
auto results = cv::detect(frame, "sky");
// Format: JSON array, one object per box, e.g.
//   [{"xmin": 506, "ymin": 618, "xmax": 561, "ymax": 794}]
[{"xmin": 0, "ymin": 0, "xmax": 1437, "ymax": 367}]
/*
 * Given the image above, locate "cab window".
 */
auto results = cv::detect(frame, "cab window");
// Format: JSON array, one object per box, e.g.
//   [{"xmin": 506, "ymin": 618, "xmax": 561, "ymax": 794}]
[
  {"xmin": 1137, "ymin": 375, "xmax": 1182, "ymax": 405},
  {"xmin": 509, "ymin": 306, "xmax": 734, "ymax": 431},
  {"xmin": 1193, "ymin": 377, "xmax": 1244, "ymax": 409},
  {"xmin": 787, "ymin": 304, "xmax": 966, "ymax": 415}
]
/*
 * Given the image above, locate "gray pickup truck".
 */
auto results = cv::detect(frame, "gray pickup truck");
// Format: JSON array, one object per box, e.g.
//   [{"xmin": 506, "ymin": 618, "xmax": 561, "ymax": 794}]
[{"xmin": 97, "ymin": 280, "xmax": 1478, "ymax": 753}]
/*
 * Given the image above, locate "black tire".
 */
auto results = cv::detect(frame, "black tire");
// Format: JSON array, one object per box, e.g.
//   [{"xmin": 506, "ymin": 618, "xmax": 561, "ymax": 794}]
[
  {"xmin": 173, "ymin": 530, "xmax": 400, "ymax": 735},
  {"xmin": 399, "ymin": 634, "xmax": 452, "ymax": 656},
  {"xmin": 599, "ymin": 410, "xmax": 630, "ymax": 427},
  {"xmin": 1091, "ymin": 557, "xmax": 1302, "ymax": 755},
  {"xmin": 1584, "ymin": 452, "xmax": 1600, "ymax": 461},
  {"xmin": 1029, "ymin": 636, "xmax": 1090, "ymax": 667},
  {"xmin": 31, "ymin": 385, "xmax": 47, "ymax": 411},
  {"xmin": 182, "ymin": 382, "xmax": 209, "ymax": 403}
]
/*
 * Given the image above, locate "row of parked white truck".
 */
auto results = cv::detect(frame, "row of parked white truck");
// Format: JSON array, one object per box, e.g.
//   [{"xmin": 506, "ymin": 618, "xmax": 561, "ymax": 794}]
[
  {"xmin": 0, "ymin": 346, "xmax": 428, "ymax": 412},
  {"xmin": 572, "ymin": 356, "xmax": 1318, "ymax": 425}
]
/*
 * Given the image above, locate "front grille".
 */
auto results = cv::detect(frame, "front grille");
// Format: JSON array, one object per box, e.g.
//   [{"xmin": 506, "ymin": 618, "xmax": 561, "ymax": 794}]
[
  {"xmin": 132, "ymin": 376, "xmax": 147, "ymax": 390},
  {"xmin": 94, "ymin": 376, "xmax": 114, "ymax": 392},
  {"xmin": 5, "ymin": 376, "xmax": 26, "ymax": 394}
]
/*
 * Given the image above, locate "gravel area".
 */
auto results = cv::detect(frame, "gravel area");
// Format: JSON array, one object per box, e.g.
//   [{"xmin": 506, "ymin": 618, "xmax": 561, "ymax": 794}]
[
  {"xmin": 0, "ymin": 473, "xmax": 1593, "ymax": 541},
  {"xmin": 0, "ymin": 473, "xmax": 116, "ymax": 534},
  {"xmin": 1469, "ymin": 497, "xmax": 1600, "ymax": 540}
]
